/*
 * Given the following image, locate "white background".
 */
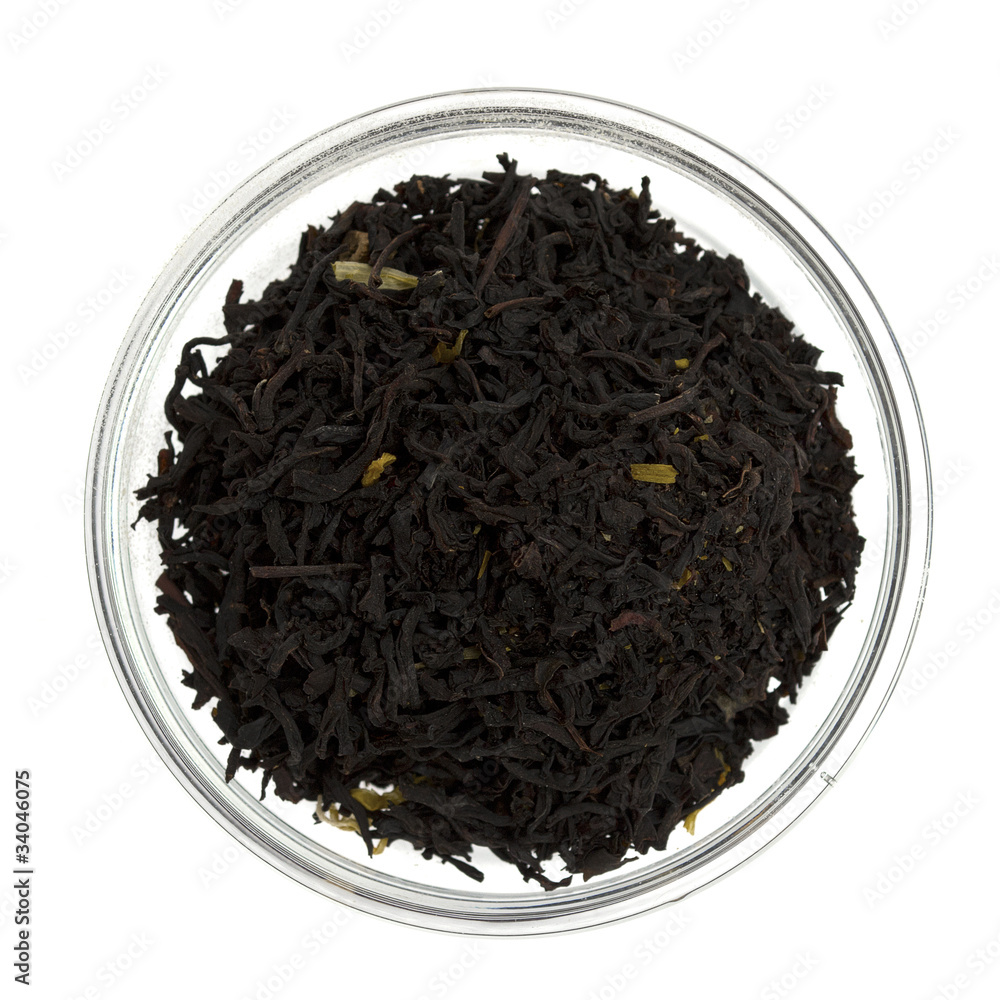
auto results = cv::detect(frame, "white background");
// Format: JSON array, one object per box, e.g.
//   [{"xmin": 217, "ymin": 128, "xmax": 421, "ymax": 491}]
[{"xmin": 3, "ymin": 1, "xmax": 999, "ymax": 998}]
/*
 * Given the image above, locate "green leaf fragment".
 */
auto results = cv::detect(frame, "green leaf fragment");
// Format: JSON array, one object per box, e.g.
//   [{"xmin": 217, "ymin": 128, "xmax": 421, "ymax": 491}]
[
  {"xmin": 351, "ymin": 787, "xmax": 405, "ymax": 811},
  {"xmin": 630, "ymin": 463, "xmax": 679, "ymax": 485},
  {"xmin": 332, "ymin": 261, "xmax": 419, "ymax": 290},
  {"xmin": 477, "ymin": 549, "xmax": 492, "ymax": 580},
  {"xmin": 432, "ymin": 328, "xmax": 468, "ymax": 364}
]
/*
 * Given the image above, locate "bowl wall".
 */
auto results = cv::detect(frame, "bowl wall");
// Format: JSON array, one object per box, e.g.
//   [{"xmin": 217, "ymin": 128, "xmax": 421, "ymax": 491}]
[{"xmin": 87, "ymin": 89, "xmax": 931, "ymax": 934}]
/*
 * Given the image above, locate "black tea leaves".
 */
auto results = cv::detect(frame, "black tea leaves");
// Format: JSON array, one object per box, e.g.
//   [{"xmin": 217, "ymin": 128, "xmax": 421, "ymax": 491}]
[{"xmin": 136, "ymin": 156, "xmax": 863, "ymax": 887}]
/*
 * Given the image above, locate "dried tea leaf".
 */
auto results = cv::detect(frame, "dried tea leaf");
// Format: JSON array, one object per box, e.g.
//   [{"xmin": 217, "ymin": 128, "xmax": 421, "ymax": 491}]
[
  {"xmin": 338, "ymin": 230, "xmax": 369, "ymax": 262},
  {"xmin": 137, "ymin": 154, "xmax": 863, "ymax": 891}
]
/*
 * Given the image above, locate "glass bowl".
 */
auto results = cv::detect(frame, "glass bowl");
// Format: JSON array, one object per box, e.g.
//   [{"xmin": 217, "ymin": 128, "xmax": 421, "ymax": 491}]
[{"xmin": 86, "ymin": 89, "xmax": 932, "ymax": 935}]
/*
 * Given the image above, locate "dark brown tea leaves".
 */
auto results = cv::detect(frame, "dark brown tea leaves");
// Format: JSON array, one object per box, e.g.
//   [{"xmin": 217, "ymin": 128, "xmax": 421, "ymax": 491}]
[{"xmin": 136, "ymin": 155, "xmax": 863, "ymax": 888}]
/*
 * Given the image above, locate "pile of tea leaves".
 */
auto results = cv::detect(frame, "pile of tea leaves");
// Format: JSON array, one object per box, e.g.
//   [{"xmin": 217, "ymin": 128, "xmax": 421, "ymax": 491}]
[{"xmin": 136, "ymin": 155, "xmax": 862, "ymax": 887}]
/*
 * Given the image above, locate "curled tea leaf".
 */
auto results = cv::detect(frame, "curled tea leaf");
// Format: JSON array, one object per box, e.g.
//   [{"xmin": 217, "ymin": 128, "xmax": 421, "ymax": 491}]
[{"xmin": 337, "ymin": 230, "xmax": 369, "ymax": 262}]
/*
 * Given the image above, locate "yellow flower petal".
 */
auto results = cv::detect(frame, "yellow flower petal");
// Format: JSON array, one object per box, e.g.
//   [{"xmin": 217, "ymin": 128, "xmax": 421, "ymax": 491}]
[
  {"xmin": 432, "ymin": 328, "xmax": 468, "ymax": 364},
  {"xmin": 683, "ymin": 807, "xmax": 702, "ymax": 835},
  {"xmin": 350, "ymin": 787, "xmax": 404, "ymax": 811},
  {"xmin": 361, "ymin": 452, "xmax": 397, "ymax": 487},
  {"xmin": 315, "ymin": 798, "xmax": 360, "ymax": 832},
  {"xmin": 714, "ymin": 748, "xmax": 732, "ymax": 787}
]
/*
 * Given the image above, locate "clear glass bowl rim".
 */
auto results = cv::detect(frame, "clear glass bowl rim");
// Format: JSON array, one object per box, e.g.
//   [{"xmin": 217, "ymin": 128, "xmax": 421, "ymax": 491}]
[{"xmin": 85, "ymin": 87, "xmax": 932, "ymax": 936}]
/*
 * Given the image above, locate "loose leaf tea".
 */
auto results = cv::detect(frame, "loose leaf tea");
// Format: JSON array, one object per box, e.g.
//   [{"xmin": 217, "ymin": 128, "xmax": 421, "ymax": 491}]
[{"xmin": 136, "ymin": 155, "xmax": 863, "ymax": 887}]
